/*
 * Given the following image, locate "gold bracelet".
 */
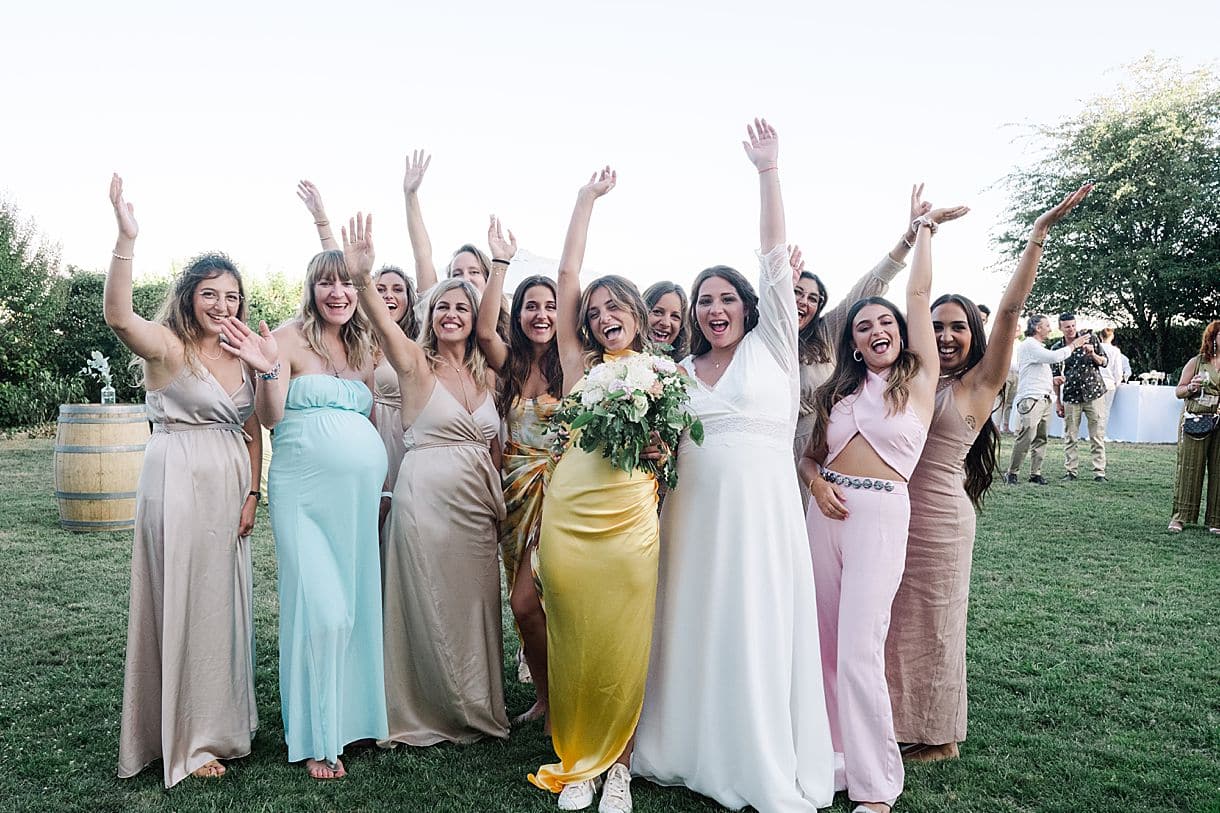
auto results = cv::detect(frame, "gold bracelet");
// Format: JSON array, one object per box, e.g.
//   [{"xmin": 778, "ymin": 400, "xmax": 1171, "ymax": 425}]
[
  {"xmin": 112, "ymin": 251, "xmax": 133, "ymax": 261},
  {"xmin": 315, "ymin": 220, "xmax": 329, "ymax": 227}
]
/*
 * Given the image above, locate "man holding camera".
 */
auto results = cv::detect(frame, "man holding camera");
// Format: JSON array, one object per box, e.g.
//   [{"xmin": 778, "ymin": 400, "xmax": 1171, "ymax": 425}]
[{"xmin": 1052, "ymin": 313, "xmax": 1110, "ymax": 482}]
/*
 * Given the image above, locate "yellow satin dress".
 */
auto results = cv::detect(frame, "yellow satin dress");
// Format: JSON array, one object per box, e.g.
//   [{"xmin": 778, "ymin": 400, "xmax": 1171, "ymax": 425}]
[
  {"xmin": 529, "ymin": 360, "xmax": 660, "ymax": 793},
  {"xmin": 500, "ymin": 395, "xmax": 560, "ymax": 590}
]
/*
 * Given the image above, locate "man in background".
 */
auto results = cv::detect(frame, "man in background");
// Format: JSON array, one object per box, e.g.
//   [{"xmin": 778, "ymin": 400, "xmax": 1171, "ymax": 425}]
[
  {"xmin": 1004, "ymin": 315, "xmax": 1088, "ymax": 484},
  {"xmin": 1052, "ymin": 313, "xmax": 1110, "ymax": 482}
]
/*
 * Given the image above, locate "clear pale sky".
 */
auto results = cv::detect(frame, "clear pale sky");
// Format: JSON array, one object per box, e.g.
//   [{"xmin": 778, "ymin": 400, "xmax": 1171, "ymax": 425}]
[{"xmin": 2, "ymin": 0, "xmax": 1216, "ymax": 314}]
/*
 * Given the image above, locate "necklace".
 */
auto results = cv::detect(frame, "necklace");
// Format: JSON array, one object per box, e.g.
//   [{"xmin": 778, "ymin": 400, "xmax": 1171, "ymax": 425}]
[
  {"xmin": 199, "ymin": 344, "xmax": 223, "ymax": 361},
  {"xmin": 436, "ymin": 358, "xmax": 472, "ymax": 411}
]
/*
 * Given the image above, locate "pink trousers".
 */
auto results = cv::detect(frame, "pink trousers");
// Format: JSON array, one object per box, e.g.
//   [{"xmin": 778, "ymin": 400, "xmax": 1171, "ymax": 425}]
[{"xmin": 807, "ymin": 474, "xmax": 908, "ymax": 805}]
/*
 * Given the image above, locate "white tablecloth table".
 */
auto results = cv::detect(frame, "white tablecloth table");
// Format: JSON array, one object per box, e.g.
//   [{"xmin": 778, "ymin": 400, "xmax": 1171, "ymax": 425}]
[{"xmin": 1008, "ymin": 384, "xmax": 1181, "ymax": 443}]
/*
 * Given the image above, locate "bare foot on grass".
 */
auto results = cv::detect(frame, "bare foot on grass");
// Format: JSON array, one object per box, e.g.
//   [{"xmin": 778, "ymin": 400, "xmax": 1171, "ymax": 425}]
[
  {"xmin": 191, "ymin": 759, "xmax": 225, "ymax": 778},
  {"xmin": 305, "ymin": 758, "xmax": 346, "ymax": 780}
]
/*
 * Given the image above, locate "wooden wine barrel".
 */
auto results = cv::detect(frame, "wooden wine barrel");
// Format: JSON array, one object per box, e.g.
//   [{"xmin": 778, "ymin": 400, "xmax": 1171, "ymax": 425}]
[{"xmin": 54, "ymin": 404, "xmax": 150, "ymax": 532}]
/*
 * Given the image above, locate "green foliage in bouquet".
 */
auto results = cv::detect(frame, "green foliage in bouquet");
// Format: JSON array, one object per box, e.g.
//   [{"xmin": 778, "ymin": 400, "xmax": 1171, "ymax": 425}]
[{"xmin": 548, "ymin": 352, "xmax": 703, "ymax": 490}]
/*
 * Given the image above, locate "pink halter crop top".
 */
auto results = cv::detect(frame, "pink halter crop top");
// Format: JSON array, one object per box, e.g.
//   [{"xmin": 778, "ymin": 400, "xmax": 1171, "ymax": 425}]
[{"xmin": 824, "ymin": 370, "xmax": 927, "ymax": 481}]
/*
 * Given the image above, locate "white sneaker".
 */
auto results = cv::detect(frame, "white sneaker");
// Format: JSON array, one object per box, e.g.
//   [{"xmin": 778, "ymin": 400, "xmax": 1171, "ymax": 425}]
[
  {"xmin": 598, "ymin": 763, "xmax": 632, "ymax": 813},
  {"xmin": 557, "ymin": 777, "xmax": 601, "ymax": 811}
]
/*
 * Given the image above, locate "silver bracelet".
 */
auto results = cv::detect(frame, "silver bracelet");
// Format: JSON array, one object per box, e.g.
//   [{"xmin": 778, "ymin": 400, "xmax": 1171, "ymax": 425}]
[{"xmin": 258, "ymin": 362, "xmax": 281, "ymax": 381}]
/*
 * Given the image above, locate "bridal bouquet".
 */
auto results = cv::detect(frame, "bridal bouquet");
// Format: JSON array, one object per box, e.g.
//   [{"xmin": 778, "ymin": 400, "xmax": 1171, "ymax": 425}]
[{"xmin": 550, "ymin": 352, "xmax": 703, "ymax": 490}]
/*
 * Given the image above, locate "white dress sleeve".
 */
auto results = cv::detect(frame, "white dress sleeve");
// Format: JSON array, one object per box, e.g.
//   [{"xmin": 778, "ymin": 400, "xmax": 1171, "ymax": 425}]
[
  {"xmin": 821, "ymin": 253, "xmax": 905, "ymax": 340},
  {"xmin": 753, "ymin": 244, "xmax": 799, "ymax": 375}
]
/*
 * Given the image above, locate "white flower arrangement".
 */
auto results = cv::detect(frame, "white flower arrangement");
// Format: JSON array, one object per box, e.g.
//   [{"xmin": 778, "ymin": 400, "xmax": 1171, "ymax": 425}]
[{"xmin": 549, "ymin": 352, "xmax": 702, "ymax": 489}]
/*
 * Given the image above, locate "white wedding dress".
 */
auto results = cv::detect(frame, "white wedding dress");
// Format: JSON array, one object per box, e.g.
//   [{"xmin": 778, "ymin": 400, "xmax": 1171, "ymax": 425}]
[{"xmin": 633, "ymin": 246, "xmax": 834, "ymax": 812}]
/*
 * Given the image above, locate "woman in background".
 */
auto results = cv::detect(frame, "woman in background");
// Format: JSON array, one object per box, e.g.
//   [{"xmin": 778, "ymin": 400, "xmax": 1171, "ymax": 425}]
[
  {"xmin": 1168, "ymin": 319, "xmax": 1220, "ymax": 534},
  {"xmin": 643, "ymin": 281, "xmax": 689, "ymax": 362}
]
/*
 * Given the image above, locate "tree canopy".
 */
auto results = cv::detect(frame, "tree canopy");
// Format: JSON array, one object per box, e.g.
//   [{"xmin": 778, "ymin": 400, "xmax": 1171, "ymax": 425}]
[{"xmin": 996, "ymin": 56, "xmax": 1220, "ymax": 370}]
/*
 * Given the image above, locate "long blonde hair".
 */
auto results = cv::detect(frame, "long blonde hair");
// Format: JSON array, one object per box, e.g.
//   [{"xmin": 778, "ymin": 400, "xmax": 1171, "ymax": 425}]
[
  {"xmin": 419, "ymin": 277, "xmax": 490, "ymax": 387},
  {"xmin": 298, "ymin": 250, "xmax": 375, "ymax": 372}
]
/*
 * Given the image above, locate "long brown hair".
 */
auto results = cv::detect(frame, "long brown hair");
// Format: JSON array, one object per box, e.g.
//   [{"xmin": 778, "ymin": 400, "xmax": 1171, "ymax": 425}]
[
  {"xmin": 299, "ymin": 250, "xmax": 376, "ymax": 372},
  {"xmin": 796, "ymin": 271, "xmax": 832, "ymax": 365},
  {"xmin": 807, "ymin": 296, "xmax": 921, "ymax": 462},
  {"xmin": 932, "ymin": 293, "xmax": 998, "ymax": 509},
  {"xmin": 499, "ymin": 275, "xmax": 563, "ymax": 416},
  {"xmin": 143, "ymin": 252, "xmax": 247, "ymax": 377},
  {"xmin": 577, "ymin": 275, "xmax": 650, "ymax": 368},
  {"xmin": 375, "ymin": 266, "xmax": 419, "ymax": 340}
]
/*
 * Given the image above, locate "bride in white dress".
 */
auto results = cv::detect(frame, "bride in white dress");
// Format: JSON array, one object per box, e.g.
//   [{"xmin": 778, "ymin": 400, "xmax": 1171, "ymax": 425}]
[{"xmin": 633, "ymin": 119, "xmax": 834, "ymax": 812}]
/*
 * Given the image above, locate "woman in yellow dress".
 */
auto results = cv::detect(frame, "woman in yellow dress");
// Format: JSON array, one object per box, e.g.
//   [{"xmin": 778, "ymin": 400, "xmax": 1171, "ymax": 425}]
[
  {"xmin": 476, "ymin": 215, "xmax": 563, "ymax": 725},
  {"xmin": 528, "ymin": 167, "xmax": 663, "ymax": 813}
]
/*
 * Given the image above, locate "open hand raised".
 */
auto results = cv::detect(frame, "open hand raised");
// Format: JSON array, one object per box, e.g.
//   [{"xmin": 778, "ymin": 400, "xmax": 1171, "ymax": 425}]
[
  {"xmin": 296, "ymin": 180, "xmax": 327, "ymax": 219},
  {"xmin": 580, "ymin": 166, "xmax": 617, "ymax": 199},
  {"xmin": 1033, "ymin": 182, "xmax": 1094, "ymax": 235},
  {"xmin": 488, "ymin": 215, "xmax": 517, "ymax": 262},
  {"xmin": 220, "ymin": 317, "xmax": 278, "ymax": 374},
  {"xmin": 742, "ymin": 118, "xmax": 778, "ymax": 171},
  {"xmin": 109, "ymin": 174, "xmax": 138, "ymax": 240},
  {"xmin": 341, "ymin": 213, "xmax": 375, "ymax": 278},
  {"xmin": 403, "ymin": 150, "xmax": 431, "ymax": 195}
]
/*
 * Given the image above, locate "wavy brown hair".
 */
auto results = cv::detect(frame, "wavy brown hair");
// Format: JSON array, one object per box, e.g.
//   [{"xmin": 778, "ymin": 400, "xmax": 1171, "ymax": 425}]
[
  {"xmin": 419, "ymin": 277, "xmax": 490, "ymax": 387},
  {"xmin": 806, "ymin": 296, "xmax": 922, "ymax": 463},
  {"xmin": 375, "ymin": 266, "xmax": 419, "ymax": 340},
  {"xmin": 577, "ymin": 275, "xmax": 650, "ymax": 368},
  {"xmin": 688, "ymin": 265, "xmax": 760, "ymax": 358},
  {"xmin": 932, "ymin": 293, "xmax": 999, "ymax": 508},
  {"xmin": 140, "ymin": 252, "xmax": 247, "ymax": 378},
  {"xmin": 643, "ymin": 281, "xmax": 690, "ymax": 361},
  {"xmin": 299, "ymin": 250, "xmax": 376, "ymax": 373},
  {"xmin": 796, "ymin": 271, "xmax": 832, "ymax": 365},
  {"xmin": 499, "ymin": 275, "xmax": 563, "ymax": 417}
]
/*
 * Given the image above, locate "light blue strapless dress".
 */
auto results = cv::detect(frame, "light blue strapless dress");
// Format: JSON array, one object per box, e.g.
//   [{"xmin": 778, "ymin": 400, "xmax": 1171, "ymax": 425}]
[{"xmin": 269, "ymin": 375, "xmax": 389, "ymax": 763}]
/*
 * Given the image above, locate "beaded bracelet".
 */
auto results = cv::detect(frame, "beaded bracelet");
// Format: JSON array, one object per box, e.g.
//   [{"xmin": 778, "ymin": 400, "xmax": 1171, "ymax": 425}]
[{"xmin": 259, "ymin": 362, "xmax": 281, "ymax": 381}]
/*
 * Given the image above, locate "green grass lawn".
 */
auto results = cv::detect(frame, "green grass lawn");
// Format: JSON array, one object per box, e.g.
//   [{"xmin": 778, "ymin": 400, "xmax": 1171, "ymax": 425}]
[{"xmin": 1, "ymin": 435, "xmax": 1218, "ymax": 813}]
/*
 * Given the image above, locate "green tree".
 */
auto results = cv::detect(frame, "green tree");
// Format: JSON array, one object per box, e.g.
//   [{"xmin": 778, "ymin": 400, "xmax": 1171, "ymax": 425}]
[{"xmin": 996, "ymin": 56, "xmax": 1220, "ymax": 371}]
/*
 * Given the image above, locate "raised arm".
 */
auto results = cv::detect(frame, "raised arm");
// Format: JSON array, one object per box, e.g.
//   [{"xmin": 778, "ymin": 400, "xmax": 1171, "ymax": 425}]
[
  {"xmin": 743, "ymin": 120, "xmax": 799, "ymax": 372},
  {"xmin": 343, "ymin": 213, "xmax": 427, "ymax": 380},
  {"xmin": 821, "ymin": 185, "xmax": 926, "ymax": 339},
  {"xmin": 403, "ymin": 150, "xmax": 439, "ymax": 292},
  {"xmin": 297, "ymin": 180, "xmax": 340, "ymax": 251},
  {"xmin": 967, "ymin": 183, "xmax": 1093, "ymax": 395},
  {"xmin": 742, "ymin": 118, "xmax": 784, "ymax": 253},
  {"xmin": 906, "ymin": 204, "xmax": 970, "ymax": 415},
  {"xmin": 477, "ymin": 215, "xmax": 516, "ymax": 371},
  {"xmin": 102, "ymin": 174, "xmax": 178, "ymax": 367},
  {"xmin": 556, "ymin": 167, "xmax": 616, "ymax": 390}
]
